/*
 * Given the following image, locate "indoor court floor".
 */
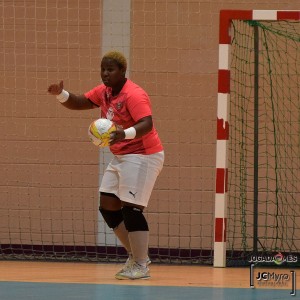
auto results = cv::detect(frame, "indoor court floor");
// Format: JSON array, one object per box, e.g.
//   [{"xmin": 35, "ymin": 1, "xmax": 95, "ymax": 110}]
[{"xmin": 0, "ymin": 261, "xmax": 298, "ymax": 300}]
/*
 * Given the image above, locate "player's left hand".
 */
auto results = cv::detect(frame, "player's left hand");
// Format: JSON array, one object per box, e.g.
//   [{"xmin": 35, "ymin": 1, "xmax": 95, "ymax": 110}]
[{"xmin": 109, "ymin": 129, "xmax": 125, "ymax": 145}]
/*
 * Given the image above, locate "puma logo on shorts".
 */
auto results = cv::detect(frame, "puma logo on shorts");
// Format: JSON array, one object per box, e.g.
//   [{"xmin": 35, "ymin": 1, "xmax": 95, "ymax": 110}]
[{"xmin": 129, "ymin": 191, "xmax": 137, "ymax": 198}]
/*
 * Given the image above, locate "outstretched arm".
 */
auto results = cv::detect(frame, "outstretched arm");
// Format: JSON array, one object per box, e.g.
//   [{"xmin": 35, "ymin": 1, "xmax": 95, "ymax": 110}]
[{"xmin": 47, "ymin": 80, "xmax": 96, "ymax": 110}]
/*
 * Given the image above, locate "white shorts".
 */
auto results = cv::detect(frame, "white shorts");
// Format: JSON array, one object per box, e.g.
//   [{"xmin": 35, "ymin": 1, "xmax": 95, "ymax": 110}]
[{"xmin": 100, "ymin": 151, "xmax": 164, "ymax": 207}]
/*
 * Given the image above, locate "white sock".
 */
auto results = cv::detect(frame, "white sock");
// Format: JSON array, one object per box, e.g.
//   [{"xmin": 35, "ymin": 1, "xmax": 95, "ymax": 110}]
[
  {"xmin": 113, "ymin": 221, "xmax": 132, "ymax": 256},
  {"xmin": 128, "ymin": 231, "xmax": 149, "ymax": 267}
]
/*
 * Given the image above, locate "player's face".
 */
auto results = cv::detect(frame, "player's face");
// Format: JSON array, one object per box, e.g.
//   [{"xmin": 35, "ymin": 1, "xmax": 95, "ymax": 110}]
[{"xmin": 101, "ymin": 58, "xmax": 125, "ymax": 88}]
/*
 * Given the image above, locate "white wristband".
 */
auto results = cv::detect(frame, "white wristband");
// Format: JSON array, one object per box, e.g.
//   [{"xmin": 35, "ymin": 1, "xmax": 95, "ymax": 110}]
[
  {"xmin": 124, "ymin": 127, "xmax": 136, "ymax": 139},
  {"xmin": 56, "ymin": 89, "xmax": 69, "ymax": 103}
]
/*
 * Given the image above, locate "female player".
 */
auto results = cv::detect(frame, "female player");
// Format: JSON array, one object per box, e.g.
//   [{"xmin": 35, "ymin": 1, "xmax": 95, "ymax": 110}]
[{"xmin": 47, "ymin": 51, "xmax": 164, "ymax": 280}]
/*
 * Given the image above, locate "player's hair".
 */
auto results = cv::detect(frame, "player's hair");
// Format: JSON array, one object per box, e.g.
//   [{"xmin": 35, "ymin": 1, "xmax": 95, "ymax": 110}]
[{"xmin": 102, "ymin": 50, "xmax": 127, "ymax": 72}]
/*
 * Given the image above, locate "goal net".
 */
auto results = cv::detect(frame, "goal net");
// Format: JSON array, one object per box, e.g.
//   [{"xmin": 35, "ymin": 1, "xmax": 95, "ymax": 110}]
[{"xmin": 215, "ymin": 10, "xmax": 300, "ymax": 266}]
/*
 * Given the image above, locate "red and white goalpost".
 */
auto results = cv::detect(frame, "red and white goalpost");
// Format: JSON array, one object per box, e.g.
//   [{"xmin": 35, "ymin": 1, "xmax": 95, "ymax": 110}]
[{"xmin": 214, "ymin": 9, "xmax": 300, "ymax": 267}]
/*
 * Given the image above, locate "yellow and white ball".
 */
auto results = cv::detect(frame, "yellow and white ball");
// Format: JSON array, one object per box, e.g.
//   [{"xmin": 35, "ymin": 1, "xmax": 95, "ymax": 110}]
[{"xmin": 88, "ymin": 118, "xmax": 116, "ymax": 147}]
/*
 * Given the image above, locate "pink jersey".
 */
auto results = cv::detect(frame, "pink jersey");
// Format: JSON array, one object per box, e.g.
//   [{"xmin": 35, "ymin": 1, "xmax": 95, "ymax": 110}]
[{"xmin": 84, "ymin": 79, "xmax": 163, "ymax": 155}]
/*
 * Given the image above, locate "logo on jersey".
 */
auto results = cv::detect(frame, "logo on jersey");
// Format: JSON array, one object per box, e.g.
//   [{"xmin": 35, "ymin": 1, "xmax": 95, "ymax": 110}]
[
  {"xmin": 106, "ymin": 107, "xmax": 114, "ymax": 120},
  {"xmin": 115, "ymin": 101, "xmax": 123, "ymax": 110}
]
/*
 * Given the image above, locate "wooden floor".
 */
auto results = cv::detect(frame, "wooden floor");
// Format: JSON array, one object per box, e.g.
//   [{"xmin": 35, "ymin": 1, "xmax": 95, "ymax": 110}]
[
  {"xmin": 0, "ymin": 261, "xmax": 298, "ymax": 300},
  {"xmin": 0, "ymin": 260, "xmax": 250, "ymax": 287}
]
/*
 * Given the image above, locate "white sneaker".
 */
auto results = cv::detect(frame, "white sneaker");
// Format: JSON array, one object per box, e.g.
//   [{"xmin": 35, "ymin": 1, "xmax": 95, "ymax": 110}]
[
  {"xmin": 115, "ymin": 256, "xmax": 151, "ymax": 279},
  {"xmin": 115, "ymin": 261, "xmax": 150, "ymax": 280},
  {"xmin": 115, "ymin": 257, "xmax": 132, "ymax": 276}
]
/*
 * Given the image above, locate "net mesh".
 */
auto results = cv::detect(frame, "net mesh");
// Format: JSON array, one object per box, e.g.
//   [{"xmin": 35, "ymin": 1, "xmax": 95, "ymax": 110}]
[
  {"xmin": 227, "ymin": 19, "xmax": 300, "ymax": 264},
  {"xmin": 0, "ymin": 1, "xmax": 215, "ymax": 264}
]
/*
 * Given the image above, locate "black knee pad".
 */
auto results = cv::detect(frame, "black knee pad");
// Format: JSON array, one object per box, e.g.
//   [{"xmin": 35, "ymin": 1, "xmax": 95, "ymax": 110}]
[
  {"xmin": 99, "ymin": 208, "xmax": 123, "ymax": 229},
  {"xmin": 122, "ymin": 206, "xmax": 149, "ymax": 232}
]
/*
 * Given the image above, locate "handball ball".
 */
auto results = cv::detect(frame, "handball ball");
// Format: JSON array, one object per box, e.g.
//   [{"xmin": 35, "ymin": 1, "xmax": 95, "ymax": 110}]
[{"xmin": 88, "ymin": 118, "xmax": 116, "ymax": 147}]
